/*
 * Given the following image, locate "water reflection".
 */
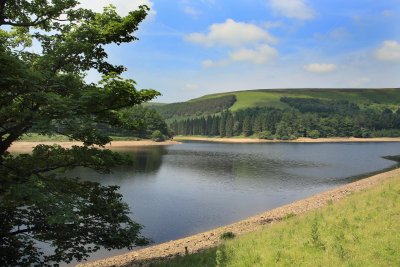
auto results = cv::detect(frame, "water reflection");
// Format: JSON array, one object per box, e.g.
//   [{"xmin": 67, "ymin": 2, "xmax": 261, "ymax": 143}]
[{"xmin": 119, "ymin": 146, "xmax": 166, "ymax": 174}]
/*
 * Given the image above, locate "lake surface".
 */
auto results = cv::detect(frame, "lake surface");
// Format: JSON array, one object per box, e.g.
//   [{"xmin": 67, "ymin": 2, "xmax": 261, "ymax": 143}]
[{"xmin": 72, "ymin": 141, "xmax": 400, "ymax": 264}]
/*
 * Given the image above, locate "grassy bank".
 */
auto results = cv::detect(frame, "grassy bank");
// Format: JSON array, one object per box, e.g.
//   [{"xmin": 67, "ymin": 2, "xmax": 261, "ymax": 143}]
[{"xmin": 153, "ymin": 174, "xmax": 400, "ymax": 266}]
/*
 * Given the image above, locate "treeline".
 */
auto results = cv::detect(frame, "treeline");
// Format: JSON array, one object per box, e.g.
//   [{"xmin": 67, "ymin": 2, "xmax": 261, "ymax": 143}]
[
  {"xmin": 170, "ymin": 98, "xmax": 400, "ymax": 139},
  {"xmin": 152, "ymin": 95, "xmax": 236, "ymax": 119},
  {"xmin": 280, "ymin": 97, "xmax": 360, "ymax": 114}
]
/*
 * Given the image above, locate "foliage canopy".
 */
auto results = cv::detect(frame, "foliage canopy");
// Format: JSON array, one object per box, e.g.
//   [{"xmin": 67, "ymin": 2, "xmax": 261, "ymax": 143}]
[{"xmin": 0, "ymin": 0, "xmax": 159, "ymax": 265}]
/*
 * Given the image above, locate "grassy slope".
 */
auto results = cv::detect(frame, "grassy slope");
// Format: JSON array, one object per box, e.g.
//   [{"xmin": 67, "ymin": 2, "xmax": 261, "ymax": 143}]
[
  {"xmin": 153, "ymin": 173, "xmax": 400, "ymax": 267},
  {"xmin": 188, "ymin": 88, "xmax": 400, "ymax": 113}
]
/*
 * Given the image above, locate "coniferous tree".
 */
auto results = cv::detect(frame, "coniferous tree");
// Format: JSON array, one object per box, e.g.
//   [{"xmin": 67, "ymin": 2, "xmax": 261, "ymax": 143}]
[
  {"xmin": 242, "ymin": 116, "xmax": 252, "ymax": 136},
  {"xmin": 225, "ymin": 114, "xmax": 234, "ymax": 137},
  {"xmin": 219, "ymin": 114, "xmax": 227, "ymax": 137},
  {"xmin": 211, "ymin": 116, "xmax": 219, "ymax": 136}
]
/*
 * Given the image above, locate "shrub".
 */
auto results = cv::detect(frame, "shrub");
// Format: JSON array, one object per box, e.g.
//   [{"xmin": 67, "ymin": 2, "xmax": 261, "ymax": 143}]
[
  {"xmin": 220, "ymin": 232, "xmax": 236, "ymax": 240},
  {"xmin": 258, "ymin": 131, "xmax": 274, "ymax": 140},
  {"xmin": 151, "ymin": 130, "xmax": 166, "ymax": 142},
  {"xmin": 308, "ymin": 130, "xmax": 320, "ymax": 139}
]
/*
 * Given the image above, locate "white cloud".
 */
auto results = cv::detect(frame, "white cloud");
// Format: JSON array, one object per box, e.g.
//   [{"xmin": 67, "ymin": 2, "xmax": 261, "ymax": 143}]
[
  {"xmin": 263, "ymin": 21, "xmax": 282, "ymax": 28},
  {"xmin": 269, "ymin": 0, "xmax": 315, "ymax": 20},
  {"xmin": 78, "ymin": 0, "xmax": 156, "ymax": 17},
  {"xmin": 349, "ymin": 77, "xmax": 371, "ymax": 87},
  {"xmin": 201, "ymin": 59, "xmax": 230, "ymax": 68},
  {"xmin": 184, "ymin": 83, "xmax": 199, "ymax": 90},
  {"xmin": 202, "ymin": 45, "xmax": 278, "ymax": 67},
  {"xmin": 303, "ymin": 63, "xmax": 337, "ymax": 72},
  {"xmin": 185, "ymin": 19, "xmax": 277, "ymax": 47},
  {"xmin": 229, "ymin": 44, "xmax": 279, "ymax": 64},
  {"xmin": 184, "ymin": 6, "xmax": 202, "ymax": 16},
  {"xmin": 374, "ymin": 40, "xmax": 400, "ymax": 62}
]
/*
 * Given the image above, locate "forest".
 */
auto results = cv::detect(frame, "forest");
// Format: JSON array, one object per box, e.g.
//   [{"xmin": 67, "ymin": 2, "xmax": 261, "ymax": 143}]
[
  {"xmin": 151, "ymin": 95, "xmax": 237, "ymax": 119},
  {"xmin": 170, "ymin": 97, "xmax": 400, "ymax": 139}
]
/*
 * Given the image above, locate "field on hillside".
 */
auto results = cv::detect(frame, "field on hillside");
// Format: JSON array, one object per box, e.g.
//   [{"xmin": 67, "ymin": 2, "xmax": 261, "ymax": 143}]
[{"xmin": 152, "ymin": 88, "xmax": 400, "ymax": 122}]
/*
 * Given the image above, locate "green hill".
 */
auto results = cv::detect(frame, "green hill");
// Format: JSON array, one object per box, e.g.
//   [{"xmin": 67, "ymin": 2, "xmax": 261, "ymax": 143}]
[{"xmin": 152, "ymin": 88, "xmax": 400, "ymax": 122}]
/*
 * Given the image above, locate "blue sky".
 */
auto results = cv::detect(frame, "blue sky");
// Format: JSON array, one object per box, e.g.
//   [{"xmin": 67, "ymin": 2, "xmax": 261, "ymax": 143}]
[{"xmin": 81, "ymin": 0, "xmax": 400, "ymax": 103}]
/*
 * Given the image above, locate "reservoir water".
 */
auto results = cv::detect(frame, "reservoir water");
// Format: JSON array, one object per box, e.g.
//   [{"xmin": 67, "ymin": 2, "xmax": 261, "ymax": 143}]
[{"xmin": 72, "ymin": 141, "xmax": 400, "ymax": 263}]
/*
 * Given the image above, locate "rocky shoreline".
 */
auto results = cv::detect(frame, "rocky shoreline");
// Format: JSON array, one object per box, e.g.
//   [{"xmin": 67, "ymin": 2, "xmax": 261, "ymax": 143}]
[{"xmin": 77, "ymin": 167, "xmax": 400, "ymax": 267}]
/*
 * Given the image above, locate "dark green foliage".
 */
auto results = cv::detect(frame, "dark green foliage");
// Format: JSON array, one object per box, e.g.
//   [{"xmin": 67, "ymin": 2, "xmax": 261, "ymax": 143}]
[
  {"xmin": 1, "ymin": 1, "xmax": 158, "ymax": 265},
  {"xmin": 151, "ymin": 130, "xmax": 166, "ymax": 142},
  {"xmin": 242, "ymin": 116, "xmax": 252, "ymax": 136},
  {"xmin": 97, "ymin": 105, "xmax": 171, "ymax": 139},
  {"xmin": 220, "ymin": 232, "xmax": 236, "ymax": 240},
  {"xmin": 171, "ymin": 98, "xmax": 400, "ymax": 139},
  {"xmin": 225, "ymin": 115, "xmax": 234, "ymax": 137},
  {"xmin": 280, "ymin": 97, "xmax": 360, "ymax": 114},
  {"xmin": 1, "ymin": 146, "xmax": 150, "ymax": 265},
  {"xmin": 308, "ymin": 130, "xmax": 320, "ymax": 139},
  {"xmin": 152, "ymin": 95, "xmax": 237, "ymax": 119},
  {"xmin": 258, "ymin": 131, "xmax": 274, "ymax": 140}
]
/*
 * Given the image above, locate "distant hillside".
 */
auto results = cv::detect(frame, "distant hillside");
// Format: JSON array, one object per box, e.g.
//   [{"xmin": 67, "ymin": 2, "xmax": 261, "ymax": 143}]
[{"xmin": 151, "ymin": 88, "xmax": 400, "ymax": 122}]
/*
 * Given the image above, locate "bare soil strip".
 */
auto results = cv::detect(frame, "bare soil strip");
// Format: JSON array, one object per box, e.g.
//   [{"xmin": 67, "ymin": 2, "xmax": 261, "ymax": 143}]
[
  {"xmin": 78, "ymin": 168, "xmax": 400, "ymax": 267},
  {"xmin": 7, "ymin": 140, "xmax": 181, "ymax": 153},
  {"xmin": 174, "ymin": 136, "xmax": 400, "ymax": 143}
]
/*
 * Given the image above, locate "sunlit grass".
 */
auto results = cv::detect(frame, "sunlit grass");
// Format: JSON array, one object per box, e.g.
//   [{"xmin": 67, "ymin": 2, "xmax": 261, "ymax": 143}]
[
  {"xmin": 153, "ymin": 174, "xmax": 400, "ymax": 266},
  {"xmin": 18, "ymin": 133, "xmax": 73, "ymax": 142},
  {"xmin": 182, "ymin": 89, "xmax": 400, "ymax": 115}
]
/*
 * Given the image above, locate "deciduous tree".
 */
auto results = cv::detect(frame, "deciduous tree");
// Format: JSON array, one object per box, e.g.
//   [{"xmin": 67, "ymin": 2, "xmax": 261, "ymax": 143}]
[{"xmin": 0, "ymin": 1, "xmax": 159, "ymax": 265}]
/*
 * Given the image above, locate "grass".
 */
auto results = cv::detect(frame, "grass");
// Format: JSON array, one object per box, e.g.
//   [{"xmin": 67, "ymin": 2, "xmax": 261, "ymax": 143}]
[
  {"xmin": 229, "ymin": 92, "xmax": 291, "ymax": 111},
  {"xmin": 158, "ymin": 88, "xmax": 400, "ymax": 122},
  {"xmin": 152, "ymin": 174, "xmax": 400, "ymax": 267},
  {"xmin": 179, "ymin": 88, "xmax": 400, "ymax": 114},
  {"xmin": 18, "ymin": 133, "xmax": 74, "ymax": 142}
]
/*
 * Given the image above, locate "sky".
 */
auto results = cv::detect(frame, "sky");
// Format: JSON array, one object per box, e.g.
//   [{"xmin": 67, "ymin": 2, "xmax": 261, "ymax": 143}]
[{"xmin": 80, "ymin": 0, "xmax": 400, "ymax": 103}]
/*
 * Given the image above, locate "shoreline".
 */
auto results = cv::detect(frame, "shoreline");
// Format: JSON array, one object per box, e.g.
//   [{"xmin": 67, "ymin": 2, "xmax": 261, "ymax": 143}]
[
  {"xmin": 7, "ymin": 140, "xmax": 182, "ymax": 153},
  {"xmin": 173, "ymin": 136, "xmax": 400, "ymax": 143},
  {"xmin": 78, "ymin": 167, "xmax": 400, "ymax": 267}
]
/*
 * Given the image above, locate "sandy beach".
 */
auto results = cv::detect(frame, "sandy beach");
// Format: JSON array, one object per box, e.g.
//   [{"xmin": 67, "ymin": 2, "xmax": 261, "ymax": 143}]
[
  {"xmin": 7, "ymin": 140, "xmax": 182, "ymax": 153},
  {"xmin": 8, "ymin": 137, "xmax": 400, "ymax": 153},
  {"xmin": 78, "ymin": 167, "xmax": 400, "ymax": 267},
  {"xmin": 174, "ymin": 136, "xmax": 400, "ymax": 143}
]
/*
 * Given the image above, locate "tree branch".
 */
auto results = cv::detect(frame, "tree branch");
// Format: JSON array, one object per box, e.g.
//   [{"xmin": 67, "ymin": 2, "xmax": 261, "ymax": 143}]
[{"xmin": 1, "ymin": 19, "xmax": 48, "ymax": 27}]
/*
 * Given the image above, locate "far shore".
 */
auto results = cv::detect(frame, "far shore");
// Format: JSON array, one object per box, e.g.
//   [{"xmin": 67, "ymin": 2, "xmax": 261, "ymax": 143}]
[
  {"xmin": 173, "ymin": 136, "xmax": 400, "ymax": 143},
  {"xmin": 7, "ymin": 140, "xmax": 182, "ymax": 153},
  {"xmin": 8, "ymin": 137, "xmax": 400, "ymax": 153}
]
